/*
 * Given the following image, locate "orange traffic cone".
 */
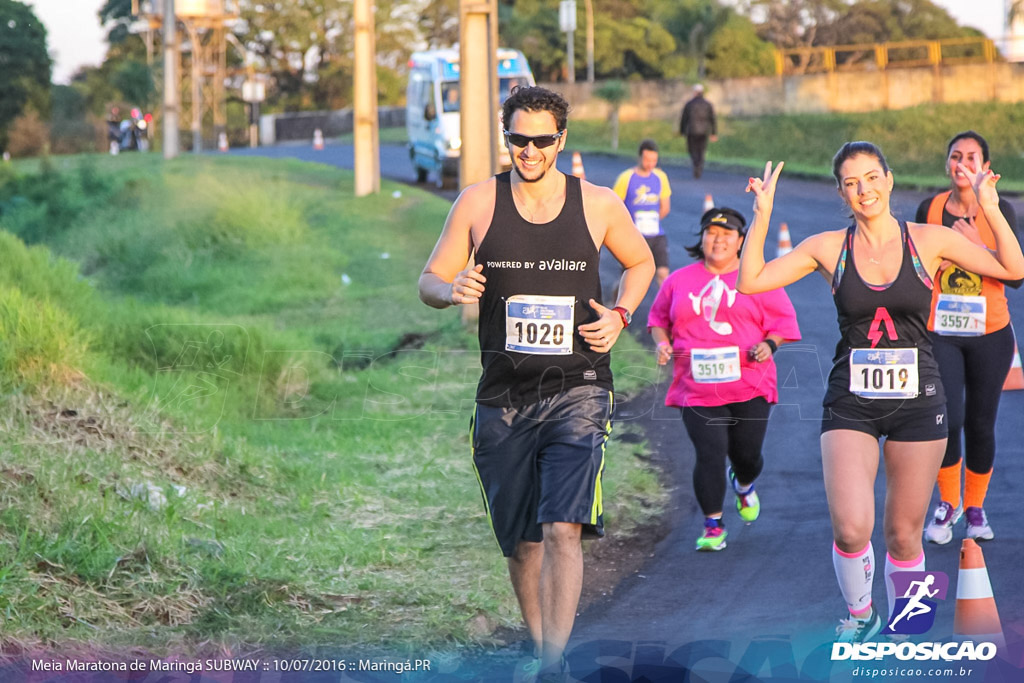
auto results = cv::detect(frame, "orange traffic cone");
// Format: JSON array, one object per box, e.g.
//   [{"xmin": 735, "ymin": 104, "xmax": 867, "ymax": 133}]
[
  {"xmin": 217, "ymin": 131, "xmax": 228, "ymax": 153},
  {"xmin": 703, "ymin": 194, "xmax": 714, "ymax": 212},
  {"xmin": 777, "ymin": 222, "xmax": 793, "ymax": 258},
  {"xmin": 1003, "ymin": 326, "xmax": 1023, "ymax": 391},
  {"xmin": 313, "ymin": 128, "xmax": 325, "ymax": 151},
  {"xmin": 571, "ymin": 151, "xmax": 585, "ymax": 180},
  {"xmin": 953, "ymin": 538, "xmax": 1005, "ymax": 649}
]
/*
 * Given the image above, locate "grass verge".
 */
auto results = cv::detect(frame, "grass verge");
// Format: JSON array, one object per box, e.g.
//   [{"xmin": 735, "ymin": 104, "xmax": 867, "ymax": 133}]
[{"xmin": 0, "ymin": 154, "xmax": 667, "ymax": 654}]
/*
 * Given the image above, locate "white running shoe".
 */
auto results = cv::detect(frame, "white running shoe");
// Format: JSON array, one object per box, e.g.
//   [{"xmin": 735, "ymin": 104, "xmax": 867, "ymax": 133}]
[
  {"xmin": 924, "ymin": 501, "xmax": 963, "ymax": 545},
  {"xmin": 965, "ymin": 506, "xmax": 994, "ymax": 541}
]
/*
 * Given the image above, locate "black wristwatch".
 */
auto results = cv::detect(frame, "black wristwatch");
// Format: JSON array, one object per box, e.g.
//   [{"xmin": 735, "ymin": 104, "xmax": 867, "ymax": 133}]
[{"xmin": 613, "ymin": 306, "xmax": 632, "ymax": 328}]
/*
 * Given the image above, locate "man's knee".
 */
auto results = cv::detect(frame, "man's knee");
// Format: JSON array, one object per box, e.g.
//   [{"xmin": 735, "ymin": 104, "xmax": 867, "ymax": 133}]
[
  {"xmin": 542, "ymin": 522, "xmax": 582, "ymax": 550},
  {"xmin": 511, "ymin": 539, "xmax": 543, "ymax": 565}
]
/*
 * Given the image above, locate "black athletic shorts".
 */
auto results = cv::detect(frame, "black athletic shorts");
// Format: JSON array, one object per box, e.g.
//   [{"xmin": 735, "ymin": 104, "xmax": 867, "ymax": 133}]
[
  {"xmin": 470, "ymin": 385, "xmax": 613, "ymax": 557},
  {"xmin": 646, "ymin": 234, "xmax": 670, "ymax": 271},
  {"xmin": 821, "ymin": 393, "xmax": 947, "ymax": 442}
]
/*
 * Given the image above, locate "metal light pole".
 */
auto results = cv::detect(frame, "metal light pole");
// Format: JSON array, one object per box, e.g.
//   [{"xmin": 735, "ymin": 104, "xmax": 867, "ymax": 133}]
[
  {"xmin": 584, "ymin": 0, "xmax": 594, "ymax": 82},
  {"xmin": 162, "ymin": 0, "xmax": 179, "ymax": 159},
  {"xmin": 559, "ymin": 0, "xmax": 577, "ymax": 83}
]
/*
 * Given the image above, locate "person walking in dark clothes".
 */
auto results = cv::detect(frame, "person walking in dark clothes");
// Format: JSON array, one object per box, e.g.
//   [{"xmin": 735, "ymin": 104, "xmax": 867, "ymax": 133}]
[{"xmin": 679, "ymin": 84, "xmax": 718, "ymax": 179}]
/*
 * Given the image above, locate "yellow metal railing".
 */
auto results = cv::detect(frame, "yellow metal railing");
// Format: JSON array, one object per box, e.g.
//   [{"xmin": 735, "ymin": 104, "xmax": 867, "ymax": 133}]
[{"xmin": 775, "ymin": 37, "xmax": 996, "ymax": 75}]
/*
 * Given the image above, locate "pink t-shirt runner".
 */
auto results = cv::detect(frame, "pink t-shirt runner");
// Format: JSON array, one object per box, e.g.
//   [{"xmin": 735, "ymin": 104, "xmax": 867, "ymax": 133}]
[{"xmin": 647, "ymin": 263, "xmax": 801, "ymax": 408}]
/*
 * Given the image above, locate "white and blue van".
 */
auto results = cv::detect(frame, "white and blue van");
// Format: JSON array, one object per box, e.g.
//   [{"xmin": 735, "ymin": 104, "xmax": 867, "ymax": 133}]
[{"xmin": 406, "ymin": 48, "xmax": 535, "ymax": 189}]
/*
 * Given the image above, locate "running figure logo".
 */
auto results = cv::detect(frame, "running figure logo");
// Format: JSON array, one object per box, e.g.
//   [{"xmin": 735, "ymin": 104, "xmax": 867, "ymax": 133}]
[
  {"xmin": 883, "ymin": 571, "xmax": 950, "ymax": 635},
  {"xmin": 689, "ymin": 276, "xmax": 737, "ymax": 335}
]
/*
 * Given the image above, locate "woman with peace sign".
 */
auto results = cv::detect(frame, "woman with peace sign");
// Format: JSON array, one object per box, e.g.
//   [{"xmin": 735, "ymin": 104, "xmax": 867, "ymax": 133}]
[
  {"xmin": 915, "ymin": 132, "xmax": 1022, "ymax": 547},
  {"xmin": 736, "ymin": 142, "xmax": 1024, "ymax": 643}
]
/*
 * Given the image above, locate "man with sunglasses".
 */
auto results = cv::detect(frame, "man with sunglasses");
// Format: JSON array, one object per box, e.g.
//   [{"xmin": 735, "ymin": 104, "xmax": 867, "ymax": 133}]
[{"xmin": 419, "ymin": 86, "xmax": 654, "ymax": 679}]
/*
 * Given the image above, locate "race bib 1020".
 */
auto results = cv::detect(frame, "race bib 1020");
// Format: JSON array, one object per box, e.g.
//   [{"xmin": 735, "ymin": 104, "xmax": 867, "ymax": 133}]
[{"xmin": 505, "ymin": 294, "xmax": 575, "ymax": 355}]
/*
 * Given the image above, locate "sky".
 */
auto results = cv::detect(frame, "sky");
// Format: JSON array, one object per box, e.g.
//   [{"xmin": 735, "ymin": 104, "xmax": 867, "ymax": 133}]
[
  {"xmin": 30, "ymin": 0, "xmax": 109, "ymax": 84},
  {"xmin": 28, "ymin": 0, "xmax": 1013, "ymax": 85}
]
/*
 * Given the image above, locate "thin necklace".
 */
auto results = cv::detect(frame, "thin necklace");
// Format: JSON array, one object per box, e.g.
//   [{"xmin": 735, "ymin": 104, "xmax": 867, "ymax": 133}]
[{"xmin": 512, "ymin": 178, "xmax": 563, "ymax": 223}]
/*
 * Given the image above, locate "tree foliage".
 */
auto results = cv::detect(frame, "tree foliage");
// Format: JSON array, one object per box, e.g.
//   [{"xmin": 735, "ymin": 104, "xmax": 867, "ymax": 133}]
[
  {"xmin": 0, "ymin": 0, "xmax": 52, "ymax": 151},
  {"xmin": 705, "ymin": 12, "xmax": 776, "ymax": 78},
  {"xmin": 748, "ymin": 0, "xmax": 979, "ymax": 47},
  {"xmin": 67, "ymin": 0, "xmax": 996, "ymax": 123}
]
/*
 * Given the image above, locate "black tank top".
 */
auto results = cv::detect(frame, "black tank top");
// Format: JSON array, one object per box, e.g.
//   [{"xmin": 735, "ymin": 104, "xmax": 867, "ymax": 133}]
[
  {"xmin": 475, "ymin": 172, "xmax": 612, "ymax": 407},
  {"xmin": 825, "ymin": 221, "xmax": 944, "ymax": 406}
]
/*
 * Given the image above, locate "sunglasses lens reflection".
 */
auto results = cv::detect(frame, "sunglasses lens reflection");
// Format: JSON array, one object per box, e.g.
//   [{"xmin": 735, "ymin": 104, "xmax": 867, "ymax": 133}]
[{"xmin": 506, "ymin": 132, "xmax": 561, "ymax": 149}]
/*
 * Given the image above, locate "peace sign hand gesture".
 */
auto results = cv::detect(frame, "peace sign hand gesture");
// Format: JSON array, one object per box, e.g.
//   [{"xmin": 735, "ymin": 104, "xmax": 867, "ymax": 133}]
[
  {"xmin": 960, "ymin": 163, "xmax": 1001, "ymax": 208},
  {"xmin": 745, "ymin": 161, "xmax": 785, "ymax": 217}
]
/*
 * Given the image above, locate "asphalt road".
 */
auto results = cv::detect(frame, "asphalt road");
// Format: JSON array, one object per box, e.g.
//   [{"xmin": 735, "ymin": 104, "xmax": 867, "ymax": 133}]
[{"xmin": 231, "ymin": 140, "xmax": 1024, "ymax": 682}]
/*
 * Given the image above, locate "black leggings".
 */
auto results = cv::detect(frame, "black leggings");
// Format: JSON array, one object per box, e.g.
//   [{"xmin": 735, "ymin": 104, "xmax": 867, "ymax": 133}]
[
  {"xmin": 930, "ymin": 324, "xmax": 1015, "ymax": 474},
  {"xmin": 681, "ymin": 397, "xmax": 771, "ymax": 516}
]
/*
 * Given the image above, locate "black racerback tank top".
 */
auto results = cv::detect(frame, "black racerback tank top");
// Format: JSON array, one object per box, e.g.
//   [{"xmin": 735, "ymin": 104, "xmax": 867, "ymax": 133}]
[
  {"xmin": 474, "ymin": 172, "xmax": 612, "ymax": 408},
  {"xmin": 825, "ymin": 221, "xmax": 944, "ymax": 406}
]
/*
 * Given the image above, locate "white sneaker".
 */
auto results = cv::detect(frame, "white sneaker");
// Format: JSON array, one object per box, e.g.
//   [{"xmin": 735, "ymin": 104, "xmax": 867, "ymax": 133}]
[
  {"xmin": 965, "ymin": 506, "xmax": 994, "ymax": 541},
  {"xmin": 924, "ymin": 501, "xmax": 963, "ymax": 545}
]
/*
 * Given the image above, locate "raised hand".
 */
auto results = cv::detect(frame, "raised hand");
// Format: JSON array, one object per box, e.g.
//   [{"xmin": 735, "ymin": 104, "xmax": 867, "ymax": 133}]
[
  {"xmin": 960, "ymin": 164, "xmax": 1001, "ymax": 208},
  {"xmin": 745, "ymin": 160, "xmax": 785, "ymax": 216}
]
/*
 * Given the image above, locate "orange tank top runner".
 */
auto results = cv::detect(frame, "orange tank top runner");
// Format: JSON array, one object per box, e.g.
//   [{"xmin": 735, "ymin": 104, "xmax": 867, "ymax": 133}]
[{"xmin": 926, "ymin": 191, "xmax": 1011, "ymax": 335}]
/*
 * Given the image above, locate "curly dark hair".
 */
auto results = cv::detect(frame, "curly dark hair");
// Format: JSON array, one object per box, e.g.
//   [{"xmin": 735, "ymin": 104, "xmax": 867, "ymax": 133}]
[{"xmin": 501, "ymin": 86, "xmax": 570, "ymax": 133}]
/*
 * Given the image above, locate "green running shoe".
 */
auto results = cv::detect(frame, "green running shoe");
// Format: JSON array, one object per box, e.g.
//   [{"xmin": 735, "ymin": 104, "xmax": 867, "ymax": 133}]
[
  {"xmin": 696, "ymin": 517, "xmax": 727, "ymax": 551},
  {"xmin": 729, "ymin": 465, "xmax": 760, "ymax": 523},
  {"xmin": 835, "ymin": 608, "xmax": 882, "ymax": 643}
]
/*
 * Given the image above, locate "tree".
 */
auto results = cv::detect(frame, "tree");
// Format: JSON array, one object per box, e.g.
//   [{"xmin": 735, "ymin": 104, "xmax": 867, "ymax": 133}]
[
  {"xmin": 705, "ymin": 12, "xmax": 776, "ymax": 78},
  {"xmin": 594, "ymin": 80, "xmax": 627, "ymax": 150},
  {"xmin": 651, "ymin": 0, "xmax": 731, "ymax": 80},
  {"xmin": 0, "ymin": 0, "xmax": 52, "ymax": 151},
  {"xmin": 112, "ymin": 60, "xmax": 156, "ymax": 109},
  {"xmin": 502, "ymin": 0, "xmax": 681, "ymax": 81},
  {"xmin": 816, "ymin": 0, "xmax": 977, "ymax": 45},
  {"xmin": 420, "ymin": 0, "xmax": 460, "ymax": 49},
  {"xmin": 746, "ymin": 0, "xmax": 845, "ymax": 49},
  {"xmin": 99, "ymin": 0, "xmax": 134, "ymax": 44}
]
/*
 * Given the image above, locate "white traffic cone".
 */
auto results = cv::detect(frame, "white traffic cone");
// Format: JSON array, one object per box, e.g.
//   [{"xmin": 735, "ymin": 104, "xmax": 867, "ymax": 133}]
[
  {"xmin": 777, "ymin": 222, "xmax": 793, "ymax": 258},
  {"xmin": 571, "ymin": 151, "xmax": 585, "ymax": 180},
  {"xmin": 313, "ymin": 128, "xmax": 325, "ymax": 151},
  {"xmin": 953, "ymin": 538, "xmax": 1005, "ymax": 650},
  {"xmin": 703, "ymin": 194, "xmax": 714, "ymax": 212},
  {"xmin": 217, "ymin": 131, "xmax": 228, "ymax": 153}
]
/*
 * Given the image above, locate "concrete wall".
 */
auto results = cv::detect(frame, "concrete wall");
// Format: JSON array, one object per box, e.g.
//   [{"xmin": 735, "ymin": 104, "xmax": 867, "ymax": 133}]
[
  {"xmin": 259, "ymin": 106, "xmax": 406, "ymax": 144},
  {"xmin": 542, "ymin": 61, "xmax": 1024, "ymax": 122}
]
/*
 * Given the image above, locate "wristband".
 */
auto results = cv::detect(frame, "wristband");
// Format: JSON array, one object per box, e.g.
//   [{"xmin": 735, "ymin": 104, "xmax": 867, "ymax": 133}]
[
  {"xmin": 763, "ymin": 339, "xmax": 778, "ymax": 354},
  {"xmin": 657, "ymin": 340, "xmax": 671, "ymax": 349}
]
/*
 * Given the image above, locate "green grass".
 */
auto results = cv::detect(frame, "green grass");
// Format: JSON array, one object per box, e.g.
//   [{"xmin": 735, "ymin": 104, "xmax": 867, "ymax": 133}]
[
  {"xmin": 374, "ymin": 101, "xmax": 1024, "ymax": 192},
  {"xmin": 0, "ymin": 154, "xmax": 667, "ymax": 653}
]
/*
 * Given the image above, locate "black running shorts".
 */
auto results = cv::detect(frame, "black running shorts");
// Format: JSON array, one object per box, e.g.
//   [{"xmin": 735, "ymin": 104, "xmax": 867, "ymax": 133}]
[
  {"xmin": 470, "ymin": 385, "xmax": 613, "ymax": 557},
  {"xmin": 821, "ymin": 393, "xmax": 947, "ymax": 442},
  {"xmin": 646, "ymin": 234, "xmax": 670, "ymax": 271}
]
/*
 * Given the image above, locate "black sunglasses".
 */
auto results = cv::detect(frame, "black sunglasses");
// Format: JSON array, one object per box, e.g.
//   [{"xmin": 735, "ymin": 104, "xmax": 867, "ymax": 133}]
[{"xmin": 503, "ymin": 130, "xmax": 565, "ymax": 149}]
